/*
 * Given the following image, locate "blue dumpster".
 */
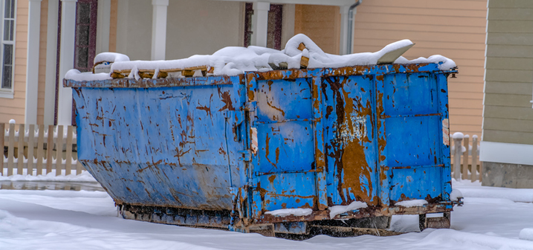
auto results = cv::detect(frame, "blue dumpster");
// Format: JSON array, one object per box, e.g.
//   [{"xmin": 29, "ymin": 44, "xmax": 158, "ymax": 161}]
[{"xmin": 66, "ymin": 59, "xmax": 460, "ymax": 235}]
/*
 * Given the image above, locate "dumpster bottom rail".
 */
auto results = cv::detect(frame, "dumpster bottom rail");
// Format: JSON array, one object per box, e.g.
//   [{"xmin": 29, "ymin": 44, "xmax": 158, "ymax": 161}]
[
  {"xmin": 118, "ymin": 204, "xmax": 232, "ymax": 229},
  {"xmin": 117, "ymin": 202, "xmax": 457, "ymax": 238}
]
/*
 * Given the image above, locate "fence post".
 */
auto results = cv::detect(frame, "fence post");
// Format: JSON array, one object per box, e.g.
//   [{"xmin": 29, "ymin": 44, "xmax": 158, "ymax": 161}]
[
  {"xmin": 453, "ymin": 133, "xmax": 463, "ymax": 180},
  {"xmin": 46, "ymin": 125, "xmax": 54, "ymax": 174},
  {"xmin": 55, "ymin": 125, "xmax": 64, "ymax": 176},
  {"xmin": 7, "ymin": 123, "xmax": 15, "ymax": 176},
  {"xmin": 462, "ymin": 135, "xmax": 470, "ymax": 180},
  {"xmin": 471, "ymin": 135, "xmax": 479, "ymax": 182},
  {"xmin": 479, "ymin": 162, "xmax": 483, "ymax": 181},
  {"xmin": 17, "ymin": 124, "xmax": 24, "ymax": 175},
  {"xmin": 65, "ymin": 126, "xmax": 73, "ymax": 175},
  {"xmin": 0, "ymin": 123, "xmax": 4, "ymax": 175},
  {"xmin": 36, "ymin": 124, "xmax": 44, "ymax": 175},
  {"xmin": 27, "ymin": 124, "xmax": 35, "ymax": 175},
  {"xmin": 77, "ymin": 160, "xmax": 83, "ymax": 175}
]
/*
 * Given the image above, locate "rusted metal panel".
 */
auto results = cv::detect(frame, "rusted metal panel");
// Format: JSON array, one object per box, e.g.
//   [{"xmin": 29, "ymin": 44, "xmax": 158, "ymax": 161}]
[
  {"xmin": 69, "ymin": 63, "xmax": 459, "ymax": 235},
  {"xmin": 375, "ymin": 72, "xmax": 451, "ymax": 205},
  {"xmin": 322, "ymin": 74, "xmax": 380, "ymax": 207}
]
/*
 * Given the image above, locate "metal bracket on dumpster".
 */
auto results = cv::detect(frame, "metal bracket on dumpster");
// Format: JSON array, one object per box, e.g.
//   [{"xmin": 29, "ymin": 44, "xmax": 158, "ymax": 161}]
[{"xmin": 238, "ymin": 150, "xmax": 251, "ymax": 162}]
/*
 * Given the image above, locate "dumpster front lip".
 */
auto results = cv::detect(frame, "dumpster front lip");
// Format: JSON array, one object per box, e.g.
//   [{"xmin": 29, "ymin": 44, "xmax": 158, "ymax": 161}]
[
  {"xmin": 64, "ymin": 74, "xmax": 241, "ymax": 88},
  {"xmin": 63, "ymin": 63, "xmax": 458, "ymax": 88}
]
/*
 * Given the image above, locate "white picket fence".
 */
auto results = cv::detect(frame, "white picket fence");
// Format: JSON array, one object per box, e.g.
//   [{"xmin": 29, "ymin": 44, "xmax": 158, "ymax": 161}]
[
  {"xmin": 451, "ymin": 133, "xmax": 481, "ymax": 182},
  {"xmin": 1, "ymin": 123, "xmax": 85, "ymax": 177}
]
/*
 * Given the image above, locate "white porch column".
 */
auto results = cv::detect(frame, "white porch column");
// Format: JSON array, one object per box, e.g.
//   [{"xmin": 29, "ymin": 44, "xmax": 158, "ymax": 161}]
[
  {"xmin": 96, "ymin": 0, "xmax": 111, "ymax": 53},
  {"xmin": 57, "ymin": 0, "xmax": 78, "ymax": 125},
  {"xmin": 251, "ymin": 2, "xmax": 269, "ymax": 47},
  {"xmin": 339, "ymin": 5, "xmax": 351, "ymax": 55},
  {"xmin": 43, "ymin": 0, "xmax": 58, "ymax": 125},
  {"xmin": 151, "ymin": 0, "xmax": 168, "ymax": 60},
  {"xmin": 24, "ymin": 0, "xmax": 42, "ymax": 124}
]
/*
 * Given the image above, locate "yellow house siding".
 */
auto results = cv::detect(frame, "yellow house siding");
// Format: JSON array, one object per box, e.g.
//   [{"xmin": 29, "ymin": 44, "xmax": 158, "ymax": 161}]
[
  {"xmin": 353, "ymin": 0, "xmax": 487, "ymax": 138},
  {"xmin": 0, "ymin": 0, "xmax": 29, "ymax": 123},
  {"xmin": 37, "ymin": 0, "xmax": 48, "ymax": 125},
  {"xmin": 483, "ymin": 0, "xmax": 533, "ymax": 145},
  {"xmin": 294, "ymin": 5, "xmax": 340, "ymax": 54}
]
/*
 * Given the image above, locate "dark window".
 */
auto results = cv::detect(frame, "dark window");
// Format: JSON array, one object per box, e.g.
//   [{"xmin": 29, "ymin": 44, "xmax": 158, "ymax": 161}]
[
  {"xmin": 1, "ymin": 0, "xmax": 15, "ymax": 90},
  {"xmin": 2, "ymin": 44, "xmax": 12, "ymax": 89},
  {"xmin": 244, "ymin": 3, "xmax": 283, "ymax": 50},
  {"xmin": 74, "ymin": 0, "xmax": 98, "ymax": 72}
]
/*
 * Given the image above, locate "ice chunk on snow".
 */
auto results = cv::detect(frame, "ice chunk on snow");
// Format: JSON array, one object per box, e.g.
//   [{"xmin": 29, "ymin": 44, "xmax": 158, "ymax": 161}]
[
  {"xmin": 265, "ymin": 208, "xmax": 312, "ymax": 217},
  {"xmin": 328, "ymin": 201, "xmax": 368, "ymax": 219},
  {"xmin": 65, "ymin": 69, "xmax": 112, "ymax": 81},
  {"xmin": 94, "ymin": 52, "xmax": 130, "ymax": 64},
  {"xmin": 451, "ymin": 188, "xmax": 463, "ymax": 201},
  {"xmin": 395, "ymin": 199, "xmax": 428, "ymax": 208},
  {"xmin": 519, "ymin": 228, "xmax": 533, "ymax": 241}
]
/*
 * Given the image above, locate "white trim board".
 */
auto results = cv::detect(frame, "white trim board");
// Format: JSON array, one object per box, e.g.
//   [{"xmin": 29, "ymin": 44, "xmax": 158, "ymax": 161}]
[
  {"xmin": 480, "ymin": 141, "xmax": 533, "ymax": 166},
  {"xmin": 0, "ymin": 90, "xmax": 13, "ymax": 98},
  {"xmin": 43, "ymin": 0, "xmax": 58, "ymax": 125}
]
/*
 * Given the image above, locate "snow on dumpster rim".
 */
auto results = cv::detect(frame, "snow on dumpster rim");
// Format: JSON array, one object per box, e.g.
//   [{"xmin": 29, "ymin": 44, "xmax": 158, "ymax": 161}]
[
  {"xmin": 328, "ymin": 201, "xmax": 368, "ymax": 219},
  {"xmin": 264, "ymin": 208, "xmax": 313, "ymax": 217},
  {"xmin": 65, "ymin": 34, "xmax": 456, "ymax": 81}
]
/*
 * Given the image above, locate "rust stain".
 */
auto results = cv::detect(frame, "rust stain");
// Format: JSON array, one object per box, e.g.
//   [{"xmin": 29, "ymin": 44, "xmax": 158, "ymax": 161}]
[
  {"xmin": 247, "ymin": 73, "xmax": 255, "ymax": 101},
  {"xmin": 312, "ymin": 78, "xmax": 320, "ymax": 110},
  {"xmin": 218, "ymin": 146, "xmax": 227, "ymax": 157},
  {"xmin": 196, "ymin": 93, "xmax": 213, "ymax": 117},
  {"xmin": 265, "ymin": 133, "xmax": 277, "ymax": 168},
  {"xmin": 218, "ymin": 90, "xmax": 235, "ymax": 111},
  {"xmin": 266, "ymin": 99, "xmax": 285, "ymax": 117},
  {"xmin": 326, "ymin": 106, "xmax": 333, "ymax": 119},
  {"xmin": 268, "ymin": 175, "xmax": 276, "ymax": 185},
  {"xmin": 325, "ymin": 76, "xmax": 378, "ymax": 206},
  {"xmin": 266, "ymin": 80, "xmax": 274, "ymax": 91},
  {"xmin": 275, "ymin": 148, "xmax": 280, "ymax": 164}
]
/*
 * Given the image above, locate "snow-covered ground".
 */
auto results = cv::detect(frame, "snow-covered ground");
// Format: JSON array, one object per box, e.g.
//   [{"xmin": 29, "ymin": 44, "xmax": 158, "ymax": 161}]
[{"xmin": 0, "ymin": 180, "xmax": 532, "ymax": 250}]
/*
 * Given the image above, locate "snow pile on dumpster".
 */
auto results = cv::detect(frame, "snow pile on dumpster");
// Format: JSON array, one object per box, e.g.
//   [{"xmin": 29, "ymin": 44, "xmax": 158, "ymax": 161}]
[{"xmin": 65, "ymin": 34, "xmax": 456, "ymax": 81}]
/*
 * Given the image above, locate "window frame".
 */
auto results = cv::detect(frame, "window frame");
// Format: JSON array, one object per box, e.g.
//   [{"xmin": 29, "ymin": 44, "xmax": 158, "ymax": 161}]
[{"xmin": 0, "ymin": 0, "xmax": 16, "ymax": 99}]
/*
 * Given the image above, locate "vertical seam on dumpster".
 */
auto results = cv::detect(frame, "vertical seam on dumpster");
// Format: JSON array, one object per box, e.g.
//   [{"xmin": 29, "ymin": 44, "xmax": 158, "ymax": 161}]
[{"xmin": 224, "ymin": 113, "xmax": 233, "ymax": 187}]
